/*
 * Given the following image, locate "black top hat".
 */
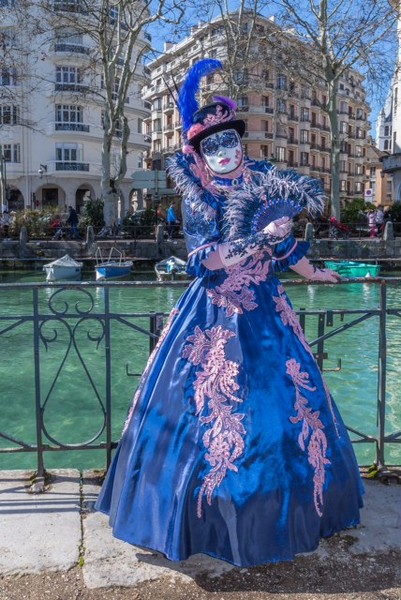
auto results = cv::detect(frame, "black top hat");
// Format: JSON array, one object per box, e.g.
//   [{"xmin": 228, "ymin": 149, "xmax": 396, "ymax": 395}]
[{"xmin": 186, "ymin": 100, "xmax": 245, "ymax": 152}]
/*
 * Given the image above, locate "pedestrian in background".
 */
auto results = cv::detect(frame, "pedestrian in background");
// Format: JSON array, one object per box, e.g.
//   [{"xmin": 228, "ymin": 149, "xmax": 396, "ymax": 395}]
[
  {"xmin": 66, "ymin": 206, "xmax": 81, "ymax": 240},
  {"xmin": 166, "ymin": 202, "xmax": 178, "ymax": 239},
  {"xmin": 367, "ymin": 210, "xmax": 377, "ymax": 238}
]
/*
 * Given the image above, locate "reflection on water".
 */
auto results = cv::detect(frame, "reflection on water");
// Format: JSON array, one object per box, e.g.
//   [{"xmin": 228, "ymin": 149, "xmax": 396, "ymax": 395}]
[{"xmin": 0, "ymin": 272, "xmax": 400, "ymax": 470}]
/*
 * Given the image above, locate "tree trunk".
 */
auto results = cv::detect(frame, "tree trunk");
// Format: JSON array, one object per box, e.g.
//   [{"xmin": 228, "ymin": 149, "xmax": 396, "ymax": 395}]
[{"xmin": 327, "ymin": 78, "xmax": 340, "ymax": 219}]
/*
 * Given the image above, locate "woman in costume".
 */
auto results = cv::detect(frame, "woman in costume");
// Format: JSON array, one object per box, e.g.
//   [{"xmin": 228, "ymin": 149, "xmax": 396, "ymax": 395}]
[{"xmin": 96, "ymin": 59, "xmax": 363, "ymax": 567}]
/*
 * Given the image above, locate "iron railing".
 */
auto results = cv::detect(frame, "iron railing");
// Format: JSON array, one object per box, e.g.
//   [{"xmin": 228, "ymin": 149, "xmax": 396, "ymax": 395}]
[{"xmin": 0, "ymin": 279, "xmax": 400, "ymax": 485}]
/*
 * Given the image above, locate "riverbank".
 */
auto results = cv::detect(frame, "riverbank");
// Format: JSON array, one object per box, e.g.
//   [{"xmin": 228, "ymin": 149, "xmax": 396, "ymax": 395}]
[{"xmin": 0, "ymin": 469, "xmax": 400, "ymax": 600}]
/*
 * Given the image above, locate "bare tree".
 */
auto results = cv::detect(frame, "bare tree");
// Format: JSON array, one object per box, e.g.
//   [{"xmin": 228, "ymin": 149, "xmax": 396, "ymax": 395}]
[
  {"xmin": 270, "ymin": 0, "xmax": 397, "ymax": 218},
  {"xmin": 182, "ymin": 0, "xmax": 397, "ymax": 218},
  {"xmin": 33, "ymin": 0, "xmax": 184, "ymax": 225}
]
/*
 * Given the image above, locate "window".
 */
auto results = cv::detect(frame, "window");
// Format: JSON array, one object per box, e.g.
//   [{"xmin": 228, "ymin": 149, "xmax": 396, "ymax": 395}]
[
  {"xmin": 234, "ymin": 69, "xmax": 248, "ymax": 84},
  {"xmin": 54, "ymin": 0, "xmax": 83, "ymax": 11},
  {"xmin": 301, "ymin": 107, "xmax": 309, "ymax": 121},
  {"xmin": 153, "ymin": 118, "xmax": 162, "ymax": 133},
  {"xmin": 275, "ymin": 147, "xmax": 285, "ymax": 162},
  {"xmin": 56, "ymin": 104, "xmax": 83, "ymax": 124},
  {"xmin": 0, "ymin": 143, "xmax": 20, "ymax": 162},
  {"xmin": 137, "ymin": 118, "xmax": 143, "ymax": 133},
  {"xmin": 355, "ymin": 182, "xmax": 362, "ymax": 193},
  {"xmin": 0, "ymin": 67, "xmax": 17, "ymax": 86},
  {"xmin": 55, "ymin": 143, "xmax": 82, "ymax": 162},
  {"xmin": 56, "ymin": 66, "xmax": 82, "ymax": 84},
  {"xmin": 153, "ymin": 98, "xmax": 162, "ymax": 110},
  {"xmin": 340, "ymin": 180, "xmax": 347, "ymax": 192},
  {"xmin": 340, "ymin": 121, "xmax": 348, "ymax": 133},
  {"xmin": 300, "ymin": 152, "xmax": 309, "ymax": 166},
  {"xmin": 277, "ymin": 74, "xmax": 286, "ymax": 90},
  {"xmin": 260, "ymin": 145, "xmax": 268, "ymax": 159},
  {"xmin": 0, "ymin": 105, "xmax": 19, "ymax": 125},
  {"xmin": 321, "ymin": 137, "xmax": 327, "ymax": 149},
  {"xmin": 300, "ymin": 130, "xmax": 309, "ymax": 143},
  {"xmin": 277, "ymin": 99, "xmax": 286, "ymax": 113},
  {"xmin": 55, "ymin": 28, "xmax": 83, "ymax": 46},
  {"xmin": 384, "ymin": 126, "xmax": 390, "ymax": 137},
  {"xmin": 238, "ymin": 96, "xmax": 249, "ymax": 109},
  {"xmin": 355, "ymin": 145, "xmax": 363, "ymax": 157},
  {"xmin": 356, "ymin": 164, "xmax": 364, "ymax": 175}
]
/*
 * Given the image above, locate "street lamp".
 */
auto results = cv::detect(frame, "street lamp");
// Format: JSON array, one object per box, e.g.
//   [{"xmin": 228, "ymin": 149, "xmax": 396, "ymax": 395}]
[{"xmin": 38, "ymin": 164, "xmax": 47, "ymax": 178}]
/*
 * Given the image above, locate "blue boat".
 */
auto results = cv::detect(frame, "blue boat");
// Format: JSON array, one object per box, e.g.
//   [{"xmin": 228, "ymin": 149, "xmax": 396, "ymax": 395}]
[{"xmin": 95, "ymin": 247, "xmax": 133, "ymax": 281}]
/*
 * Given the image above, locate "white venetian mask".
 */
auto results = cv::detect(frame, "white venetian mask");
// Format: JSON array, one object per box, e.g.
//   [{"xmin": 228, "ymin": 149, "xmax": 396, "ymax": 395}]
[{"xmin": 200, "ymin": 129, "xmax": 243, "ymax": 175}]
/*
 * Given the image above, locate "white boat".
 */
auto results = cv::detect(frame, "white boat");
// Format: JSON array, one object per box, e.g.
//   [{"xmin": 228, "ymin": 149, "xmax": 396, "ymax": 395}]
[
  {"xmin": 43, "ymin": 254, "xmax": 83, "ymax": 282},
  {"xmin": 155, "ymin": 256, "xmax": 188, "ymax": 281},
  {"xmin": 95, "ymin": 247, "xmax": 133, "ymax": 281}
]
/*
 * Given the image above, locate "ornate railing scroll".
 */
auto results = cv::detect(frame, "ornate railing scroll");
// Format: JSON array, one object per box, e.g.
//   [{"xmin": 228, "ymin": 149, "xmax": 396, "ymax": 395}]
[{"xmin": 0, "ymin": 278, "xmax": 400, "ymax": 480}]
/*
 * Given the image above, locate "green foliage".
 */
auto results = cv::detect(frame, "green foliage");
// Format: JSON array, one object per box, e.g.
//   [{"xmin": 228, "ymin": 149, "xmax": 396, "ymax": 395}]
[
  {"xmin": 10, "ymin": 208, "xmax": 60, "ymax": 238},
  {"xmin": 341, "ymin": 198, "xmax": 376, "ymax": 224},
  {"xmin": 80, "ymin": 198, "xmax": 105, "ymax": 228},
  {"xmin": 388, "ymin": 202, "xmax": 401, "ymax": 222}
]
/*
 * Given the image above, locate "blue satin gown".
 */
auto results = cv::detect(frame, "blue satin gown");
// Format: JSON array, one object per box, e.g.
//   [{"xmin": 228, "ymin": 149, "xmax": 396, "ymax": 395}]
[{"xmin": 96, "ymin": 157, "xmax": 363, "ymax": 567}]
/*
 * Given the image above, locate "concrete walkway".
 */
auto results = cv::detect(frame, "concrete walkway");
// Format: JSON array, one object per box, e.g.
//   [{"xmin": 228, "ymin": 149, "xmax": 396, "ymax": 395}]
[{"xmin": 0, "ymin": 469, "xmax": 400, "ymax": 590}]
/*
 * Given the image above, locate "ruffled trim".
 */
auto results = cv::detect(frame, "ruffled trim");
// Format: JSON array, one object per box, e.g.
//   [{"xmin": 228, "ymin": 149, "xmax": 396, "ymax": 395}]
[
  {"xmin": 167, "ymin": 153, "xmax": 218, "ymax": 215},
  {"xmin": 186, "ymin": 241, "xmax": 220, "ymax": 278},
  {"xmin": 272, "ymin": 239, "xmax": 310, "ymax": 272}
]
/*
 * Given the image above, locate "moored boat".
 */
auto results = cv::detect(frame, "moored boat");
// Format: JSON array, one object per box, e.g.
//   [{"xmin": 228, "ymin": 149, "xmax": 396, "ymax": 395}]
[
  {"xmin": 155, "ymin": 256, "xmax": 188, "ymax": 281},
  {"xmin": 43, "ymin": 254, "xmax": 83, "ymax": 282},
  {"xmin": 95, "ymin": 247, "xmax": 133, "ymax": 281},
  {"xmin": 325, "ymin": 260, "xmax": 381, "ymax": 278}
]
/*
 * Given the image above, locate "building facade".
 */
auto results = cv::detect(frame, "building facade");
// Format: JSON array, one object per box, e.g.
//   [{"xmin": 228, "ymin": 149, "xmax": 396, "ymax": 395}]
[
  {"xmin": 142, "ymin": 14, "xmax": 371, "ymax": 209},
  {"xmin": 0, "ymin": 1, "xmax": 151, "ymax": 215}
]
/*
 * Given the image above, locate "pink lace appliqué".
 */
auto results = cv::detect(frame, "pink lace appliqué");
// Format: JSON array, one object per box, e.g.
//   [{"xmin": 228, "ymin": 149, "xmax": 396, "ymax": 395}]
[
  {"xmin": 286, "ymin": 358, "xmax": 330, "ymax": 517},
  {"xmin": 273, "ymin": 285, "xmax": 311, "ymax": 353},
  {"xmin": 122, "ymin": 308, "xmax": 179, "ymax": 434},
  {"xmin": 207, "ymin": 251, "xmax": 271, "ymax": 317},
  {"xmin": 274, "ymin": 285, "xmax": 339, "ymax": 436},
  {"xmin": 182, "ymin": 325, "xmax": 245, "ymax": 518}
]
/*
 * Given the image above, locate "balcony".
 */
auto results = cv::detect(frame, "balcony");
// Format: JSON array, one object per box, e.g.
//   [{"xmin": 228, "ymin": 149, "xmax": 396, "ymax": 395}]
[
  {"xmin": 163, "ymin": 102, "xmax": 175, "ymax": 112},
  {"xmin": 288, "ymin": 137, "xmax": 298, "ymax": 145},
  {"xmin": 55, "ymin": 162, "xmax": 89, "ymax": 171},
  {"xmin": 55, "ymin": 122, "xmax": 90, "ymax": 132},
  {"xmin": 55, "ymin": 83, "xmax": 89, "ymax": 93},
  {"xmin": 54, "ymin": 43, "xmax": 90, "ymax": 55}
]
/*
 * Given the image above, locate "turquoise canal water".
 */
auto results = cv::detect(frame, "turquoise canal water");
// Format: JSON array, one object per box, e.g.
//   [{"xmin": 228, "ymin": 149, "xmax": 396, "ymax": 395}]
[{"xmin": 0, "ymin": 270, "xmax": 400, "ymax": 471}]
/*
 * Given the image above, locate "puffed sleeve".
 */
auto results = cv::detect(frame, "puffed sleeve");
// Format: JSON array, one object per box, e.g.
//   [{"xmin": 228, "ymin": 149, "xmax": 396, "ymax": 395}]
[
  {"xmin": 272, "ymin": 234, "xmax": 310, "ymax": 273},
  {"xmin": 182, "ymin": 193, "xmax": 222, "ymax": 277}
]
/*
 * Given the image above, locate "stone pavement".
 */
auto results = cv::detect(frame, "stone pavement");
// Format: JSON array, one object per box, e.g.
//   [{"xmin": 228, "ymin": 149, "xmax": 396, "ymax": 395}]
[{"xmin": 0, "ymin": 469, "xmax": 400, "ymax": 590}]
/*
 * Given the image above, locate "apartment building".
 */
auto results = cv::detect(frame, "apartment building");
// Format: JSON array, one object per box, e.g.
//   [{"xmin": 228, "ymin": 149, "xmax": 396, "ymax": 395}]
[
  {"xmin": 0, "ymin": 0, "xmax": 151, "ymax": 215},
  {"xmin": 142, "ymin": 14, "xmax": 371, "ymax": 208}
]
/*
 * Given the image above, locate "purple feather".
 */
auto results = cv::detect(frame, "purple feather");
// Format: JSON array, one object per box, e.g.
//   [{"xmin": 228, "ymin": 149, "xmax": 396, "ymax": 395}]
[
  {"xmin": 213, "ymin": 96, "xmax": 237, "ymax": 111},
  {"xmin": 178, "ymin": 59, "xmax": 223, "ymax": 133}
]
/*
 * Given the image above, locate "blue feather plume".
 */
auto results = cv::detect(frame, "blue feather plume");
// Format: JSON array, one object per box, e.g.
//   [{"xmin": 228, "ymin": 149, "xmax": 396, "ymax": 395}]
[{"xmin": 178, "ymin": 59, "xmax": 223, "ymax": 133}]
